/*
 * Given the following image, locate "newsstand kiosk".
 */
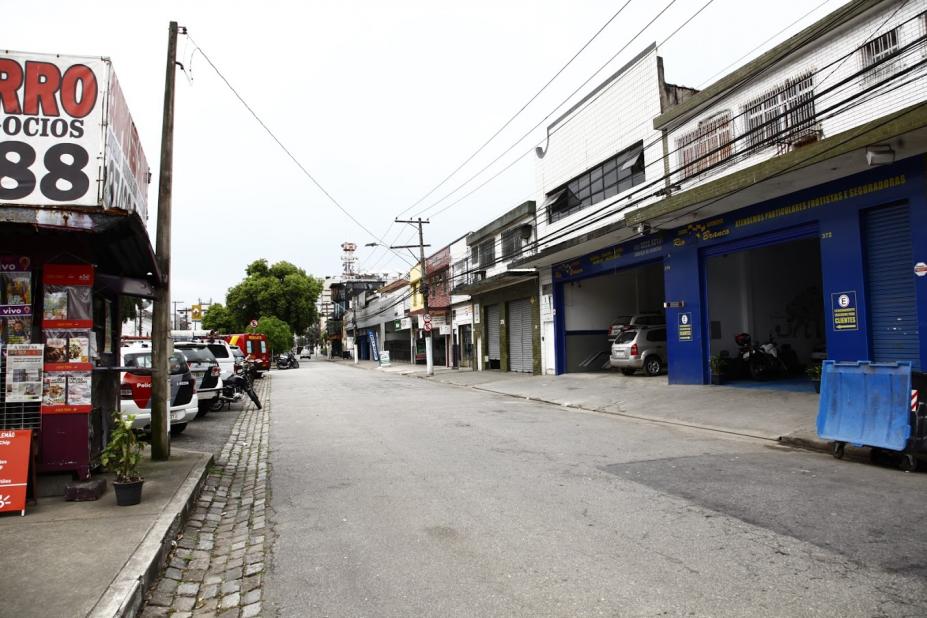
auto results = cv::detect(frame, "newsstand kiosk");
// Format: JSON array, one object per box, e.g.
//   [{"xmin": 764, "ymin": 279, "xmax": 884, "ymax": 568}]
[{"xmin": 0, "ymin": 49, "xmax": 159, "ymax": 504}]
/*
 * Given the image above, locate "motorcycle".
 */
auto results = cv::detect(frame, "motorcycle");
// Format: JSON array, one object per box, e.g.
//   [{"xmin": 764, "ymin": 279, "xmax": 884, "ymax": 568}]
[
  {"xmin": 735, "ymin": 332, "xmax": 776, "ymax": 380},
  {"xmin": 276, "ymin": 352, "xmax": 299, "ymax": 370},
  {"xmin": 211, "ymin": 358, "xmax": 262, "ymax": 410}
]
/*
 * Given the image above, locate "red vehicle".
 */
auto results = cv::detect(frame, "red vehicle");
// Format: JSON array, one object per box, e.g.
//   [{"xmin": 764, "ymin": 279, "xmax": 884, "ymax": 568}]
[{"xmin": 225, "ymin": 333, "xmax": 271, "ymax": 370}]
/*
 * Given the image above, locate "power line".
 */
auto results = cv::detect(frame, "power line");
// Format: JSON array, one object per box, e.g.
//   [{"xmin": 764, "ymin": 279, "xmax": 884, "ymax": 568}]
[
  {"xmin": 364, "ymin": 1, "xmax": 636, "ymax": 272},
  {"xmin": 410, "ymin": 0, "xmax": 685, "ymax": 220},
  {"xmin": 185, "ymin": 34, "xmax": 414, "ymax": 267}
]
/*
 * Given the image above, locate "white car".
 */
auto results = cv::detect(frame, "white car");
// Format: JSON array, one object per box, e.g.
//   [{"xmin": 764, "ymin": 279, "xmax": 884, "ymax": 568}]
[
  {"xmin": 174, "ymin": 342, "xmax": 222, "ymax": 415},
  {"xmin": 203, "ymin": 339, "xmax": 238, "ymax": 382},
  {"xmin": 120, "ymin": 344, "xmax": 197, "ymax": 435}
]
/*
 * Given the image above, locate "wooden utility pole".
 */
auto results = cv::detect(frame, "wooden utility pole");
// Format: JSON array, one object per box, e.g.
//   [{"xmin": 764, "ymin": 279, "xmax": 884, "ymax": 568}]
[
  {"xmin": 394, "ymin": 218, "xmax": 433, "ymax": 376},
  {"xmin": 151, "ymin": 21, "xmax": 180, "ymax": 460}
]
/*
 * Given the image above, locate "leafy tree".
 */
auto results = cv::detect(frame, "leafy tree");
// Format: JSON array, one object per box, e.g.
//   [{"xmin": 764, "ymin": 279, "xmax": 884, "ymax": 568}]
[
  {"xmin": 201, "ymin": 303, "xmax": 238, "ymax": 333},
  {"xmin": 255, "ymin": 315, "xmax": 292, "ymax": 354},
  {"xmin": 306, "ymin": 323, "xmax": 323, "ymax": 349},
  {"xmin": 225, "ymin": 260, "xmax": 322, "ymax": 337}
]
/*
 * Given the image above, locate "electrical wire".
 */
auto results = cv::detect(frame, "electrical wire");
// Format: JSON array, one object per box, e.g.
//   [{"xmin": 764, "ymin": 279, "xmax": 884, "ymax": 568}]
[{"xmin": 185, "ymin": 34, "xmax": 414, "ymax": 267}]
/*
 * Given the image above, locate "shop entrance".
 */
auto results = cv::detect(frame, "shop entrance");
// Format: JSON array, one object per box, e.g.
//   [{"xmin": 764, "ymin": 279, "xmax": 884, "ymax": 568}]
[
  {"xmin": 704, "ymin": 230, "xmax": 825, "ymax": 389},
  {"xmin": 561, "ymin": 260, "xmax": 665, "ymax": 373},
  {"xmin": 457, "ymin": 324, "xmax": 473, "ymax": 368}
]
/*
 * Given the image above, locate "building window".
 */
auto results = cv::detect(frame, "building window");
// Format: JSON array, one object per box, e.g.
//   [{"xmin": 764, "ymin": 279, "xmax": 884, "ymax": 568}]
[
  {"xmin": 501, "ymin": 226, "xmax": 529, "ymax": 259},
  {"xmin": 545, "ymin": 141, "xmax": 644, "ymax": 223},
  {"xmin": 478, "ymin": 239, "xmax": 495, "ymax": 268},
  {"xmin": 742, "ymin": 72, "xmax": 816, "ymax": 151},
  {"xmin": 860, "ymin": 27, "xmax": 902, "ymax": 83},
  {"xmin": 452, "ymin": 259, "xmax": 468, "ymax": 287},
  {"xmin": 676, "ymin": 111, "xmax": 733, "ymax": 180}
]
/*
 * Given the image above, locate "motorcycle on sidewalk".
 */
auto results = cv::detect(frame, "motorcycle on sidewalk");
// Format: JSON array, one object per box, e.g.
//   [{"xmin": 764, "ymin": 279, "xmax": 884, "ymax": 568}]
[{"xmin": 211, "ymin": 358, "xmax": 262, "ymax": 410}]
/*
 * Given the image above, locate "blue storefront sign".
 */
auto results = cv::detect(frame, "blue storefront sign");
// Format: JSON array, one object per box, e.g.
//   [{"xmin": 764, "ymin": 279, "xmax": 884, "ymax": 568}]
[
  {"xmin": 367, "ymin": 330, "xmax": 380, "ymax": 362},
  {"xmin": 551, "ymin": 155, "xmax": 927, "ymax": 383}
]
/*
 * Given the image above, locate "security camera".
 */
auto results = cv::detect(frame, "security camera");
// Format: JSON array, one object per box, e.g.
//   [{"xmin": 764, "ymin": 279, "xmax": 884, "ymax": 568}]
[{"xmin": 635, "ymin": 223, "xmax": 651, "ymax": 235}]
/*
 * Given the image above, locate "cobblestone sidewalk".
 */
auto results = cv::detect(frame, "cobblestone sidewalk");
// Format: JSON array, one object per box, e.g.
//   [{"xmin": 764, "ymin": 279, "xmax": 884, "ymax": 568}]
[{"xmin": 141, "ymin": 376, "xmax": 271, "ymax": 618}]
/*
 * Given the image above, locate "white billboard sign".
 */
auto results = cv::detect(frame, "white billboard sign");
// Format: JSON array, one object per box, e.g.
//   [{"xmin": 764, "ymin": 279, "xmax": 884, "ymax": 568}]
[{"xmin": 0, "ymin": 51, "xmax": 148, "ymax": 219}]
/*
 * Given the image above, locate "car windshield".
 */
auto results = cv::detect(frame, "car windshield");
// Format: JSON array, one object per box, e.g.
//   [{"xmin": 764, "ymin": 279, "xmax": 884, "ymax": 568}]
[
  {"xmin": 207, "ymin": 343, "xmax": 230, "ymax": 359},
  {"xmin": 124, "ymin": 352, "xmax": 152, "ymax": 368},
  {"xmin": 615, "ymin": 330, "xmax": 638, "ymax": 344},
  {"xmin": 170, "ymin": 352, "xmax": 188, "ymax": 374},
  {"xmin": 179, "ymin": 347, "xmax": 215, "ymax": 363}
]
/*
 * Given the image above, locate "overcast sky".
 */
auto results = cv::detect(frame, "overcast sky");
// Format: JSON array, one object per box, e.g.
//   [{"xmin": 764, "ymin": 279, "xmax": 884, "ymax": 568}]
[{"xmin": 5, "ymin": 0, "xmax": 849, "ymax": 308}]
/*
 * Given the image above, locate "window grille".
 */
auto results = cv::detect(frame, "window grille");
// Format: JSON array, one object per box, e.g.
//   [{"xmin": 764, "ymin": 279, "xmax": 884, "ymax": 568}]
[
  {"xmin": 860, "ymin": 27, "xmax": 902, "ymax": 83},
  {"xmin": 501, "ymin": 228, "xmax": 521, "ymax": 258},
  {"xmin": 478, "ymin": 239, "xmax": 495, "ymax": 268},
  {"xmin": 676, "ymin": 111, "xmax": 733, "ymax": 180},
  {"xmin": 742, "ymin": 71, "xmax": 817, "ymax": 151}
]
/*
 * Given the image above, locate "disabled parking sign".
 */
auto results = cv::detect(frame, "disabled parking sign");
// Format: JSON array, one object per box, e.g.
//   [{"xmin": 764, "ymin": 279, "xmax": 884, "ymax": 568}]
[{"xmin": 831, "ymin": 291, "xmax": 858, "ymax": 331}]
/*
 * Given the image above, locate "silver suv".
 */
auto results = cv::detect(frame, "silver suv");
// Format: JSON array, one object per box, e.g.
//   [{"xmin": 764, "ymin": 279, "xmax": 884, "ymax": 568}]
[{"xmin": 609, "ymin": 326, "xmax": 667, "ymax": 376}]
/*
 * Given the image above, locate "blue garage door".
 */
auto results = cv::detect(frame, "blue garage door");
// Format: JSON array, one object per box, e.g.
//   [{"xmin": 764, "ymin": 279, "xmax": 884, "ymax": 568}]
[{"xmin": 863, "ymin": 203, "xmax": 920, "ymax": 370}]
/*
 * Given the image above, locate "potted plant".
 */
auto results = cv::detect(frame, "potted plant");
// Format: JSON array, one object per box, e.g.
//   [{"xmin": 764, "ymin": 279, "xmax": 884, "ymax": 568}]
[
  {"xmin": 101, "ymin": 413, "xmax": 147, "ymax": 506},
  {"xmin": 806, "ymin": 364, "xmax": 822, "ymax": 394},
  {"xmin": 709, "ymin": 355, "xmax": 724, "ymax": 385}
]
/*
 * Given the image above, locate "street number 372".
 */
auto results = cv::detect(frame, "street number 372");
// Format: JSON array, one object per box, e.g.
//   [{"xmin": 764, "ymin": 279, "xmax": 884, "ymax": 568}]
[{"xmin": 0, "ymin": 140, "xmax": 90, "ymax": 202}]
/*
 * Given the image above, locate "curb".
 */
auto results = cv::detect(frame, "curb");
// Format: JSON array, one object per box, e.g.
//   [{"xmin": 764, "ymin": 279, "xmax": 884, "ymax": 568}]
[{"xmin": 88, "ymin": 450, "xmax": 214, "ymax": 618}]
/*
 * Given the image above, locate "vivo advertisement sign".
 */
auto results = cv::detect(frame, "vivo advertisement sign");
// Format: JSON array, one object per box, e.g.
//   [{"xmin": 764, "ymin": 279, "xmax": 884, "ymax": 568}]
[{"xmin": 0, "ymin": 50, "xmax": 149, "ymax": 219}]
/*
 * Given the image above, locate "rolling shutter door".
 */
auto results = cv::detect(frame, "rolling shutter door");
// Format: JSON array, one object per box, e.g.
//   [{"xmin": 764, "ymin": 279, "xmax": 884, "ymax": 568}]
[
  {"xmin": 508, "ymin": 299, "xmax": 532, "ymax": 373},
  {"xmin": 863, "ymin": 203, "xmax": 920, "ymax": 370},
  {"xmin": 487, "ymin": 304, "xmax": 501, "ymax": 360}
]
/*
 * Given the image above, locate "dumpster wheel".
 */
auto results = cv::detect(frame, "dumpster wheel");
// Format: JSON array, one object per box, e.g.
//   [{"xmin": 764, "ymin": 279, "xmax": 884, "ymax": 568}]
[
  {"xmin": 900, "ymin": 454, "xmax": 918, "ymax": 473},
  {"xmin": 832, "ymin": 442, "xmax": 846, "ymax": 459}
]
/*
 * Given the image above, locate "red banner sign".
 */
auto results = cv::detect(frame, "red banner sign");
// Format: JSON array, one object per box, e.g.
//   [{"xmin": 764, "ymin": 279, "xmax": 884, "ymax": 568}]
[
  {"xmin": 43, "ymin": 264, "xmax": 94, "ymax": 287},
  {"xmin": 0, "ymin": 429, "xmax": 32, "ymax": 515}
]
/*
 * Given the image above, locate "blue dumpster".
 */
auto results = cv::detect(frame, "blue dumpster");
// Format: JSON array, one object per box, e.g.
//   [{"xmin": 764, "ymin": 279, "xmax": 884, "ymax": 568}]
[{"xmin": 816, "ymin": 360, "xmax": 912, "ymax": 452}]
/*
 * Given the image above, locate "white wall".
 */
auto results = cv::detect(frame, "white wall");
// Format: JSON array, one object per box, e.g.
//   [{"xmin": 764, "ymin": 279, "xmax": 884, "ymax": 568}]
[
  {"xmin": 667, "ymin": 0, "xmax": 927, "ymax": 190},
  {"xmin": 562, "ymin": 261, "xmax": 665, "ymax": 331},
  {"xmin": 534, "ymin": 47, "xmax": 665, "ymax": 253}
]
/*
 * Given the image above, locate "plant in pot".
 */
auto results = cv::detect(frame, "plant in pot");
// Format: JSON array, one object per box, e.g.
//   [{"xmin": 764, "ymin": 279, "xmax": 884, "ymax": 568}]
[
  {"xmin": 101, "ymin": 413, "xmax": 147, "ymax": 506},
  {"xmin": 709, "ymin": 355, "xmax": 724, "ymax": 385},
  {"xmin": 806, "ymin": 363, "xmax": 822, "ymax": 394}
]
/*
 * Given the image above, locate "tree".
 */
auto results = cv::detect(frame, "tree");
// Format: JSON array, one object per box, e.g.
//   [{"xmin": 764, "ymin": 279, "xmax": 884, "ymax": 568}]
[
  {"xmin": 225, "ymin": 260, "xmax": 322, "ymax": 337},
  {"xmin": 255, "ymin": 315, "xmax": 292, "ymax": 355},
  {"xmin": 201, "ymin": 303, "xmax": 238, "ymax": 333},
  {"xmin": 306, "ymin": 322, "xmax": 323, "ymax": 349}
]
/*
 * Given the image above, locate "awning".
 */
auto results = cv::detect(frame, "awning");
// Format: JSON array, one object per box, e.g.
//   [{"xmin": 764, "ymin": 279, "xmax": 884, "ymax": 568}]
[{"xmin": 453, "ymin": 270, "xmax": 537, "ymax": 296}]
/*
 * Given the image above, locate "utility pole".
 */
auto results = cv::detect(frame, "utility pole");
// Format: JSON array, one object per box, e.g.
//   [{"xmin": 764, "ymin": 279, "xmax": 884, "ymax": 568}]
[
  {"xmin": 394, "ymin": 218, "xmax": 433, "ymax": 376},
  {"xmin": 151, "ymin": 21, "xmax": 181, "ymax": 461},
  {"xmin": 171, "ymin": 300, "xmax": 184, "ymax": 330}
]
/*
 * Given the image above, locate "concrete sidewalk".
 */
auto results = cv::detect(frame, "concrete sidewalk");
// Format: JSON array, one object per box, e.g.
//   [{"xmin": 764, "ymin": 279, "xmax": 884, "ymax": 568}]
[
  {"xmin": 339, "ymin": 359, "xmax": 824, "ymax": 449},
  {"xmin": 0, "ymin": 447, "xmax": 211, "ymax": 618}
]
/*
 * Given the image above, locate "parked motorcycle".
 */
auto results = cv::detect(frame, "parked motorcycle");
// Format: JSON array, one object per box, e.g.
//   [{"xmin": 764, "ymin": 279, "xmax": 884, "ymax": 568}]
[
  {"xmin": 211, "ymin": 358, "xmax": 262, "ymax": 410},
  {"xmin": 275, "ymin": 352, "xmax": 299, "ymax": 370},
  {"xmin": 735, "ymin": 332, "xmax": 776, "ymax": 380}
]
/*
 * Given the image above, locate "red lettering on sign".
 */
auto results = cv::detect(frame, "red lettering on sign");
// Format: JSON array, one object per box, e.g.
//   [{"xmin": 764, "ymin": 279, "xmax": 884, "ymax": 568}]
[
  {"xmin": 23, "ymin": 61, "xmax": 62, "ymax": 117},
  {"xmin": 0, "ymin": 58, "xmax": 23, "ymax": 114},
  {"xmin": 60, "ymin": 64, "xmax": 97, "ymax": 118}
]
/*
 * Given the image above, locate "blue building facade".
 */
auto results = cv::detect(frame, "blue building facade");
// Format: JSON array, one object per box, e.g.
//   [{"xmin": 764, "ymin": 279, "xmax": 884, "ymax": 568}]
[{"xmin": 551, "ymin": 155, "xmax": 927, "ymax": 384}]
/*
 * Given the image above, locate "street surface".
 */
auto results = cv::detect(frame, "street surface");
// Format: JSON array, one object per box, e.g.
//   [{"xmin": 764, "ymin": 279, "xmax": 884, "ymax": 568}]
[{"xmin": 266, "ymin": 361, "xmax": 927, "ymax": 617}]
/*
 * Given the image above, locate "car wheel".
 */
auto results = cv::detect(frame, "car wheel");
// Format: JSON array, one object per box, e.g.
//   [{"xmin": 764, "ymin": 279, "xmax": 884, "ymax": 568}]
[
  {"xmin": 170, "ymin": 423, "xmax": 187, "ymax": 436},
  {"xmin": 644, "ymin": 356, "xmax": 663, "ymax": 376},
  {"xmin": 197, "ymin": 400, "xmax": 212, "ymax": 418},
  {"xmin": 620, "ymin": 368, "xmax": 636, "ymax": 376}
]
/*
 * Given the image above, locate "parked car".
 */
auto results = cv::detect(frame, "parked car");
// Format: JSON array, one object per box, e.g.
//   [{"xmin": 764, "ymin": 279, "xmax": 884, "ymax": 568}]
[
  {"xmin": 120, "ymin": 344, "xmax": 197, "ymax": 435},
  {"xmin": 607, "ymin": 312, "xmax": 665, "ymax": 339},
  {"xmin": 202, "ymin": 339, "xmax": 238, "ymax": 382},
  {"xmin": 299, "ymin": 347, "xmax": 312, "ymax": 360},
  {"xmin": 609, "ymin": 326, "xmax": 667, "ymax": 376},
  {"xmin": 174, "ymin": 342, "xmax": 222, "ymax": 415}
]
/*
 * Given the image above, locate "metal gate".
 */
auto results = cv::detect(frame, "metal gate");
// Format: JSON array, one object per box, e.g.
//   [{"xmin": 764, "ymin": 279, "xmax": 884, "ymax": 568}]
[
  {"xmin": 508, "ymin": 299, "xmax": 533, "ymax": 373},
  {"xmin": 486, "ymin": 304, "xmax": 501, "ymax": 361},
  {"xmin": 863, "ymin": 203, "xmax": 920, "ymax": 370}
]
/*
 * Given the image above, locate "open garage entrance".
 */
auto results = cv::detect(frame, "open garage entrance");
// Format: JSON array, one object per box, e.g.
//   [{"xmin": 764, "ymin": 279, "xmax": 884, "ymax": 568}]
[
  {"xmin": 704, "ymin": 230, "xmax": 825, "ymax": 390},
  {"xmin": 562, "ymin": 260, "xmax": 665, "ymax": 372}
]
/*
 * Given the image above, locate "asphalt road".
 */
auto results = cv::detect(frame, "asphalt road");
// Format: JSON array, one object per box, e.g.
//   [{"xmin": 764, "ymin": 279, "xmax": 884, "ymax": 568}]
[{"xmin": 266, "ymin": 360, "xmax": 927, "ymax": 617}]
